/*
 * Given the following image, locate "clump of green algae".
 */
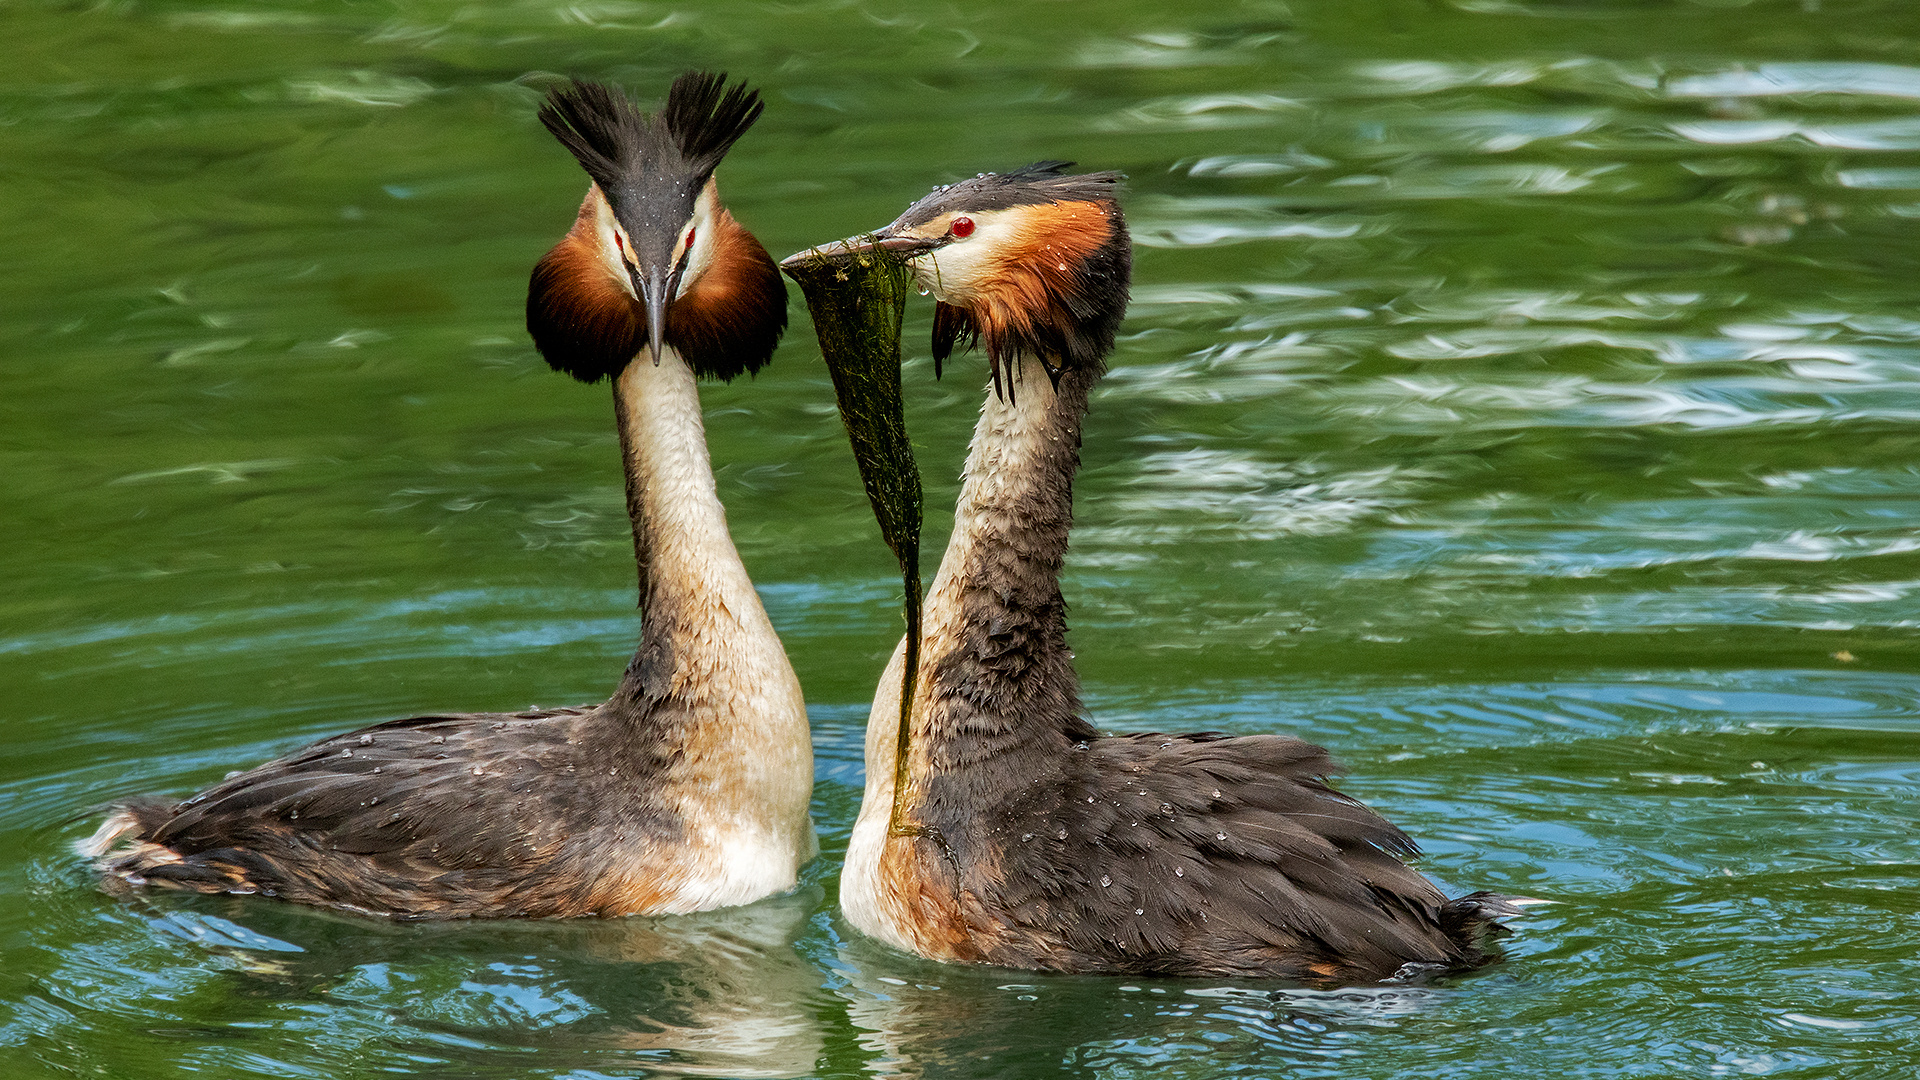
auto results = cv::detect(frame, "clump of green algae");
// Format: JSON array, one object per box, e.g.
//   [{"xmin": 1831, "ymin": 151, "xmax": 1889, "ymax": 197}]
[{"xmin": 781, "ymin": 241, "xmax": 923, "ymax": 832}]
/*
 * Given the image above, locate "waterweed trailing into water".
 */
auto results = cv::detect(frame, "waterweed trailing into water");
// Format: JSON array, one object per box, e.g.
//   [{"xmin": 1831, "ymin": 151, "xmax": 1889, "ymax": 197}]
[{"xmin": 780, "ymin": 240, "xmax": 923, "ymax": 836}]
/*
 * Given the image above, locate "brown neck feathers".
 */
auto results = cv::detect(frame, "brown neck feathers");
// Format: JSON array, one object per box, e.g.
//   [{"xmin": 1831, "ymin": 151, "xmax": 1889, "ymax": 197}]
[
  {"xmin": 527, "ymin": 192, "xmax": 644, "ymax": 384},
  {"xmin": 911, "ymin": 358, "xmax": 1101, "ymax": 794},
  {"xmin": 527, "ymin": 187, "xmax": 786, "ymax": 385},
  {"xmin": 668, "ymin": 210, "xmax": 787, "ymax": 381}
]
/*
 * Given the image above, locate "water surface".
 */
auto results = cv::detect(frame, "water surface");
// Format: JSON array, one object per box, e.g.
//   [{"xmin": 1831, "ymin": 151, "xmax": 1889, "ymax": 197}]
[{"xmin": 3, "ymin": 1, "xmax": 1918, "ymax": 1076}]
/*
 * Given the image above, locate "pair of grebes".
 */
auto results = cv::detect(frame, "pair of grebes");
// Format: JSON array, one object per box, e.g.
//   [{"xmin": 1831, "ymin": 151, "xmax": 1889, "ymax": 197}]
[{"xmin": 82, "ymin": 73, "xmax": 1520, "ymax": 984}]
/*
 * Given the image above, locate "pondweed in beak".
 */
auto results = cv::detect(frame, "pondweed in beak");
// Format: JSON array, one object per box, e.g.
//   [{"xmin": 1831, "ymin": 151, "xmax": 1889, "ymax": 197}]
[{"xmin": 782, "ymin": 241, "xmax": 923, "ymax": 834}]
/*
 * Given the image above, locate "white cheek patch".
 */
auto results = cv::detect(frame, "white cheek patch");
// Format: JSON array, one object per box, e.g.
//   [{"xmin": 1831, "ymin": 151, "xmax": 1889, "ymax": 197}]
[
  {"xmin": 676, "ymin": 185, "xmax": 722, "ymax": 300},
  {"xmin": 911, "ymin": 213, "xmax": 1019, "ymax": 305},
  {"xmin": 592, "ymin": 196, "xmax": 636, "ymax": 299}
]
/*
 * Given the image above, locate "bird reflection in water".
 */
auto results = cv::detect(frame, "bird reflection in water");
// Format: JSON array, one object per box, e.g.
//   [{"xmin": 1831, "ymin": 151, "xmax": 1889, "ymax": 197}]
[
  {"xmin": 124, "ymin": 889, "xmax": 830, "ymax": 1078},
  {"xmin": 830, "ymin": 931, "xmax": 1462, "ymax": 1080}
]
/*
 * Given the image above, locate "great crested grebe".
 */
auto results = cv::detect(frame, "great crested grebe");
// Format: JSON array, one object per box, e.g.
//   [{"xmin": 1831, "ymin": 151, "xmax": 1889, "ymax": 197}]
[
  {"xmin": 797, "ymin": 163, "xmax": 1517, "ymax": 982},
  {"xmin": 79, "ymin": 73, "xmax": 814, "ymax": 919}
]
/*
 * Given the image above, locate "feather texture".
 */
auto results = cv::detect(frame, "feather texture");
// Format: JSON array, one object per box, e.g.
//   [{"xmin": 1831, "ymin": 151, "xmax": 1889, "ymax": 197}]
[
  {"xmin": 528, "ymin": 76, "xmax": 785, "ymax": 385},
  {"xmin": 95, "ymin": 708, "xmax": 695, "ymax": 918},
  {"xmin": 843, "ymin": 169, "xmax": 1516, "ymax": 981}
]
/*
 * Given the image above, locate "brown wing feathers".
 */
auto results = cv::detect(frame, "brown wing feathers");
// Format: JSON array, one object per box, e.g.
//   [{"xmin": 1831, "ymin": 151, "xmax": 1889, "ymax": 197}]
[
  {"xmin": 915, "ymin": 731, "xmax": 1486, "ymax": 981},
  {"xmin": 101, "ymin": 707, "xmax": 686, "ymax": 918}
]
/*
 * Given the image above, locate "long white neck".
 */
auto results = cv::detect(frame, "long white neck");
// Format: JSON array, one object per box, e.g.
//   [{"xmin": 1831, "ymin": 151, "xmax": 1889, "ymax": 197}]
[
  {"xmin": 607, "ymin": 349, "xmax": 815, "ymax": 906},
  {"xmin": 611, "ymin": 351, "xmax": 778, "ymax": 698},
  {"xmin": 844, "ymin": 358, "xmax": 1095, "ymax": 947}
]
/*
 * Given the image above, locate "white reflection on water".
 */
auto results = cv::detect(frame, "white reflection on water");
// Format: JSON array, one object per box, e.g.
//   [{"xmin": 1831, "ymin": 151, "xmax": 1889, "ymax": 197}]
[
  {"xmin": 832, "ymin": 937, "xmax": 1472, "ymax": 1076},
  {"xmin": 1358, "ymin": 59, "xmax": 1569, "ymax": 94},
  {"xmin": 1082, "ymin": 451, "xmax": 1422, "ymax": 543},
  {"xmin": 1326, "ymin": 373, "xmax": 1920, "ymax": 431},
  {"xmin": 56, "ymin": 891, "xmax": 829, "ymax": 1079},
  {"xmin": 1330, "ymin": 163, "xmax": 1621, "ymax": 198},
  {"xmin": 1075, "ymin": 33, "xmax": 1291, "ymax": 72},
  {"xmin": 1099, "ymin": 92, "xmax": 1305, "ymax": 131},
  {"xmin": 1185, "ymin": 983, "xmax": 1439, "ymax": 1025},
  {"xmin": 1666, "ymin": 62, "xmax": 1920, "ymax": 100},
  {"xmin": 1187, "ymin": 151, "xmax": 1336, "ymax": 178},
  {"xmin": 1382, "ymin": 291, "xmax": 1702, "ymax": 325},
  {"xmin": 1834, "ymin": 167, "xmax": 1920, "ymax": 190},
  {"xmin": 1354, "ymin": 58, "xmax": 1662, "ymax": 97},
  {"xmin": 1130, "ymin": 283, "xmax": 1343, "ymax": 310},
  {"xmin": 1133, "ymin": 219, "xmax": 1365, "ymax": 249},
  {"xmin": 111, "ymin": 458, "xmax": 304, "ymax": 485},
  {"xmin": 1103, "ymin": 338, "xmax": 1335, "ymax": 403},
  {"xmin": 1380, "ymin": 110, "xmax": 1604, "ymax": 153},
  {"xmin": 1386, "ymin": 328, "xmax": 1660, "ymax": 361},
  {"xmin": 284, "ymin": 71, "xmax": 439, "ymax": 108},
  {"xmin": 1674, "ymin": 117, "xmax": 1920, "ymax": 150}
]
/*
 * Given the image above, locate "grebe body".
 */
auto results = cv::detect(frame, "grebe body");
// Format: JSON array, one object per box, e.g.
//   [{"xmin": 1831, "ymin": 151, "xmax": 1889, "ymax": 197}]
[
  {"xmin": 82, "ymin": 74, "xmax": 813, "ymax": 919},
  {"xmin": 817, "ymin": 164, "xmax": 1514, "ymax": 981}
]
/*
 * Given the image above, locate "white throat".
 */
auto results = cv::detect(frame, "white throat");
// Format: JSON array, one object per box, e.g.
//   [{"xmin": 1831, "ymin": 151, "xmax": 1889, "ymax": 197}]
[
  {"xmin": 841, "ymin": 359, "xmax": 1059, "ymax": 947},
  {"xmin": 615, "ymin": 350, "xmax": 816, "ymax": 909},
  {"xmin": 616, "ymin": 350, "xmax": 756, "ymax": 618}
]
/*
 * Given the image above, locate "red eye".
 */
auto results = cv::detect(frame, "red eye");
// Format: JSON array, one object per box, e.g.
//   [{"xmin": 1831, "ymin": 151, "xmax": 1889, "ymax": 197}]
[{"xmin": 950, "ymin": 216, "xmax": 975, "ymax": 238}]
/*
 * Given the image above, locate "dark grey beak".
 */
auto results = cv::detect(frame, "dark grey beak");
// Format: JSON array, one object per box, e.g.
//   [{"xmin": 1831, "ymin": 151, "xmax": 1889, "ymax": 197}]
[
  {"xmin": 634, "ymin": 263, "xmax": 671, "ymax": 365},
  {"xmin": 620, "ymin": 215, "xmax": 692, "ymax": 367}
]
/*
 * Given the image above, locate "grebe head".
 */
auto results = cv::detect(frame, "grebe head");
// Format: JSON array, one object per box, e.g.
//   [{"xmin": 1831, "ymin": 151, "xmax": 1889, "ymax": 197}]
[
  {"xmin": 786, "ymin": 162, "xmax": 1131, "ymax": 389},
  {"xmin": 529, "ymin": 73, "xmax": 785, "ymax": 383}
]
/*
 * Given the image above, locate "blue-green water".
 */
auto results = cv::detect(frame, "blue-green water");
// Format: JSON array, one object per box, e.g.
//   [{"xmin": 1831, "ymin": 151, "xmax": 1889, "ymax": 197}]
[{"xmin": 4, "ymin": 1, "xmax": 1918, "ymax": 1076}]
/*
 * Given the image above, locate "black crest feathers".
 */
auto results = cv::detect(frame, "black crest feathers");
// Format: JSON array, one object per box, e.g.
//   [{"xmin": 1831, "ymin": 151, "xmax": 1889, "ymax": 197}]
[
  {"xmin": 538, "ymin": 81, "xmax": 645, "ymax": 196},
  {"xmin": 538, "ymin": 73, "xmax": 764, "ymax": 196},
  {"xmin": 662, "ymin": 72, "xmax": 764, "ymax": 176},
  {"xmin": 893, "ymin": 161, "xmax": 1126, "ymax": 229}
]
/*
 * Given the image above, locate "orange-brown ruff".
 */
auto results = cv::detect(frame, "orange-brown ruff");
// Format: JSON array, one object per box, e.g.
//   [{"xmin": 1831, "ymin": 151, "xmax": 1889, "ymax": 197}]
[
  {"xmin": 80, "ymin": 73, "xmax": 814, "ymax": 919},
  {"xmin": 825, "ymin": 163, "xmax": 1518, "ymax": 982}
]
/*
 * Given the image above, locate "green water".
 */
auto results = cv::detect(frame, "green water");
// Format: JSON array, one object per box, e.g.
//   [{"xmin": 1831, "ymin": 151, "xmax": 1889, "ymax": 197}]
[{"xmin": 4, "ymin": 0, "xmax": 1919, "ymax": 1075}]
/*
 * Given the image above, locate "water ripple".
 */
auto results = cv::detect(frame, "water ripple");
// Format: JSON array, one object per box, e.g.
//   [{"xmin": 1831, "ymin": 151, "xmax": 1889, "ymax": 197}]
[{"xmin": 1666, "ymin": 62, "xmax": 1920, "ymax": 101}]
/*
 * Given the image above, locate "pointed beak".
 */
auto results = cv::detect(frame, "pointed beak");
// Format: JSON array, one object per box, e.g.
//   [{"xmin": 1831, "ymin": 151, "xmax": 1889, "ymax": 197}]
[
  {"xmin": 637, "ymin": 263, "xmax": 670, "ymax": 365},
  {"xmin": 780, "ymin": 230, "xmax": 942, "ymax": 270},
  {"xmin": 615, "ymin": 215, "xmax": 691, "ymax": 367}
]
